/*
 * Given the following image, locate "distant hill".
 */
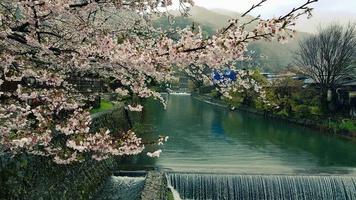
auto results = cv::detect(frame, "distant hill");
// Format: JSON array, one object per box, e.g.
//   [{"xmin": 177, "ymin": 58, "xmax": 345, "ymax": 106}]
[
  {"xmin": 155, "ymin": 6, "xmax": 312, "ymax": 72},
  {"xmin": 186, "ymin": 6, "xmax": 231, "ymax": 30},
  {"xmin": 208, "ymin": 7, "xmax": 311, "ymax": 72},
  {"xmin": 167, "ymin": 6, "xmax": 257, "ymax": 31},
  {"xmin": 211, "ymin": 8, "xmax": 243, "ymax": 18}
]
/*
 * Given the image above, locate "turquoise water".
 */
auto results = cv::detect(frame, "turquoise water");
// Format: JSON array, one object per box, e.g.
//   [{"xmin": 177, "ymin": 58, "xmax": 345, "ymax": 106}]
[{"xmin": 135, "ymin": 95, "xmax": 356, "ymax": 175}]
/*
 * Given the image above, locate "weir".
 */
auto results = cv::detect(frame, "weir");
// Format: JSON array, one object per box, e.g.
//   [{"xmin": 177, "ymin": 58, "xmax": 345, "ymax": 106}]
[
  {"xmin": 95, "ymin": 176, "xmax": 145, "ymax": 200},
  {"xmin": 167, "ymin": 173, "xmax": 356, "ymax": 200},
  {"xmin": 140, "ymin": 95, "xmax": 356, "ymax": 199}
]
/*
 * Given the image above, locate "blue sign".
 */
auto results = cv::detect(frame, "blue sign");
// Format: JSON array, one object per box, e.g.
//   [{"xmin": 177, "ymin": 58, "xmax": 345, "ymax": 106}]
[{"xmin": 212, "ymin": 70, "xmax": 237, "ymax": 82}]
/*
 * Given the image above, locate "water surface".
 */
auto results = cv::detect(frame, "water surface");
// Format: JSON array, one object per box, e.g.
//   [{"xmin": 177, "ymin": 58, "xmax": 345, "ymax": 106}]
[{"xmin": 134, "ymin": 95, "xmax": 356, "ymax": 175}]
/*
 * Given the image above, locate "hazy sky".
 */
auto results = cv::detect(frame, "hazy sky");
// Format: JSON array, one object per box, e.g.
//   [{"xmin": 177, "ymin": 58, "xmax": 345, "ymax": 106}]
[
  {"xmin": 190, "ymin": 0, "xmax": 356, "ymax": 33},
  {"xmin": 193, "ymin": 0, "xmax": 356, "ymax": 16}
]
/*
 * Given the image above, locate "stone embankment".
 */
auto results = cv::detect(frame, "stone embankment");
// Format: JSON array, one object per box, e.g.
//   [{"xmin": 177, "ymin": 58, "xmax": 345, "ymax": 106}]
[{"xmin": 141, "ymin": 171, "xmax": 168, "ymax": 200}]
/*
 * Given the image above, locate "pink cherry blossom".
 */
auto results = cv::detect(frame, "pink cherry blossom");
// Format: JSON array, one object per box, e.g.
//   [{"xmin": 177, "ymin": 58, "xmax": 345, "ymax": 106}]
[
  {"xmin": 147, "ymin": 149, "xmax": 162, "ymax": 158},
  {"xmin": 0, "ymin": 0, "xmax": 317, "ymax": 164}
]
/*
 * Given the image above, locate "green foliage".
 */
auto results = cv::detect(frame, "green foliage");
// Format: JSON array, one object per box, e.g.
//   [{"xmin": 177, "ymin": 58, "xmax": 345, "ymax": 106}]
[
  {"xmin": 250, "ymin": 70, "xmax": 268, "ymax": 85},
  {"xmin": 310, "ymin": 106, "xmax": 322, "ymax": 116},
  {"xmin": 323, "ymin": 119, "xmax": 356, "ymax": 134},
  {"xmin": 294, "ymin": 105, "xmax": 311, "ymax": 118},
  {"xmin": 187, "ymin": 80, "xmax": 196, "ymax": 92},
  {"xmin": 224, "ymin": 93, "xmax": 244, "ymax": 107},
  {"xmin": 339, "ymin": 119, "xmax": 356, "ymax": 132},
  {"xmin": 206, "ymin": 90, "xmax": 217, "ymax": 97},
  {"xmin": 90, "ymin": 100, "xmax": 114, "ymax": 114},
  {"xmin": 221, "ymin": 70, "xmax": 270, "ymax": 109},
  {"xmin": 253, "ymin": 76, "xmax": 324, "ymax": 119},
  {"xmin": 276, "ymin": 109, "xmax": 289, "ymax": 117},
  {"xmin": 0, "ymin": 155, "xmax": 30, "ymax": 199},
  {"xmin": 198, "ymin": 86, "xmax": 214, "ymax": 95}
]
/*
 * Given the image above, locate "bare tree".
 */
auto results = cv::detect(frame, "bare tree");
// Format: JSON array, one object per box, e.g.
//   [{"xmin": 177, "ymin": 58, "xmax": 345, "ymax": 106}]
[{"xmin": 295, "ymin": 23, "xmax": 356, "ymax": 111}]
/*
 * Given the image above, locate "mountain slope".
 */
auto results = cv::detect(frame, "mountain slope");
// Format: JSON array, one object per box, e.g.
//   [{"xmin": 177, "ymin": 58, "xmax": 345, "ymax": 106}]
[
  {"xmin": 209, "ymin": 7, "xmax": 311, "ymax": 71},
  {"xmin": 157, "ymin": 6, "xmax": 311, "ymax": 72}
]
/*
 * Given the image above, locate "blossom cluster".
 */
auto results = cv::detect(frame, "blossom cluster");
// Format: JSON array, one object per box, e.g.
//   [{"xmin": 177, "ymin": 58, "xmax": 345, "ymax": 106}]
[{"xmin": 0, "ymin": 0, "xmax": 317, "ymax": 164}]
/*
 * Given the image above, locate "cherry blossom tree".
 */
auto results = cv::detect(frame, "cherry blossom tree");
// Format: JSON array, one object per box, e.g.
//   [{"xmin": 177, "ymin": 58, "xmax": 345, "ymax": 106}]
[{"xmin": 0, "ymin": 0, "xmax": 318, "ymax": 164}]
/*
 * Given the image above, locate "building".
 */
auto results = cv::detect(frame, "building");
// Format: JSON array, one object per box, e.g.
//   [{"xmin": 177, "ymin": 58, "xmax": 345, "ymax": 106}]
[{"xmin": 303, "ymin": 77, "xmax": 356, "ymax": 117}]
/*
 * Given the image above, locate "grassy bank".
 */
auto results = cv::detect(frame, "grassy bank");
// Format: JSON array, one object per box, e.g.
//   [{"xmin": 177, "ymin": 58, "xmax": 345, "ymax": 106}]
[
  {"xmin": 90, "ymin": 100, "xmax": 114, "ymax": 114},
  {"xmin": 193, "ymin": 94, "xmax": 356, "ymax": 138}
]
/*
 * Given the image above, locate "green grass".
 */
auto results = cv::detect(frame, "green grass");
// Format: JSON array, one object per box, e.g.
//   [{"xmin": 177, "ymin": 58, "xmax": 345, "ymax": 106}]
[
  {"xmin": 339, "ymin": 119, "xmax": 356, "ymax": 133},
  {"xmin": 90, "ymin": 100, "xmax": 114, "ymax": 114},
  {"xmin": 324, "ymin": 119, "xmax": 356, "ymax": 133}
]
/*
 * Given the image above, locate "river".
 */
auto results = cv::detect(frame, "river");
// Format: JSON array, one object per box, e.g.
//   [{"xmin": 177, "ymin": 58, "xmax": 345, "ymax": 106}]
[{"xmin": 131, "ymin": 94, "xmax": 356, "ymax": 175}]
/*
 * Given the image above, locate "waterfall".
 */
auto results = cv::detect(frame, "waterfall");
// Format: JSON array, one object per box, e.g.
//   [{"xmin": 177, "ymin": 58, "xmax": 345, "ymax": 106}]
[
  {"xmin": 167, "ymin": 173, "xmax": 356, "ymax": 200},
  {"xmin": 96, "ymin": 176, "xmax": 145, "ymax": 200}
]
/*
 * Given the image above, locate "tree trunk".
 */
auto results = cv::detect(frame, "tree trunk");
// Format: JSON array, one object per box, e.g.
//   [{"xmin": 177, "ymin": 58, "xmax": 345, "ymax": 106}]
[
  {"xmin": 320, "ymin": 89, "xmax": 329, "ymax": 114},
  {"xmin": 124, "ymin": 107, "xmax": 133, "ymax": 129},
  {"xmin": 329, "ymin": 88, "xmax": 339, "ymax": 112}
]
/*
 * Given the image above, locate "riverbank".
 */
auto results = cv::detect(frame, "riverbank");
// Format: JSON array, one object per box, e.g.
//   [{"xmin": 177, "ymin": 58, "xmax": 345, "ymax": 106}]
[
  {"xmin": 0, "ymin": 101, "xmax": 139, "ymax": 199},
  {"xmin": 192, "ymin": 94, "xmax": 356, "ymax": 139}
]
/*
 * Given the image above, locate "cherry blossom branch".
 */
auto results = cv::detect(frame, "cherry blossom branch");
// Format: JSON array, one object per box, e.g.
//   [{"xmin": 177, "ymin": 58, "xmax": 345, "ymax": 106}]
[
  {"xmin": 0, "ymin": 0, "xmax": 318, "ymax": 164},
  {"xmin": 241, "ymin": 15, "xmax": 261, "ymax": 28},
  {"xmin": 219, "ymin": 0, "xmax": 266, "ymax": 35},
  {"xmin": 241, "ymin": 0, "xmax": 267, "ymax": 17},
  {"xmin": 279, "ymin": 0, "xmax": 318, "ymax": 21}
]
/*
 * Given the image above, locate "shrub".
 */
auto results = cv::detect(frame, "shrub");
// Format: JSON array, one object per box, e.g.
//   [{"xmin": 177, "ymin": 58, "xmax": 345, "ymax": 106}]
[
  {"xmin": 276, "ymin": 109, "xmax": 289, "ymax": 117},
  {"xmin": 339, "ymin": 119, "xmax": 356, "ymax": 132},
  {"xmin": 224, "ymin": 94, "xmax": 244, "ymax": 107},
  {"xmin": 208, "ymin": 90, "xmax": 219, "ymax": 98},
  {"xmin": 310, "ymin": 106, "xmax": 322, "ymax": 115},
  {"xmin": 294, "ymin": 105, "xmax": 311, "ymax": 118}
]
